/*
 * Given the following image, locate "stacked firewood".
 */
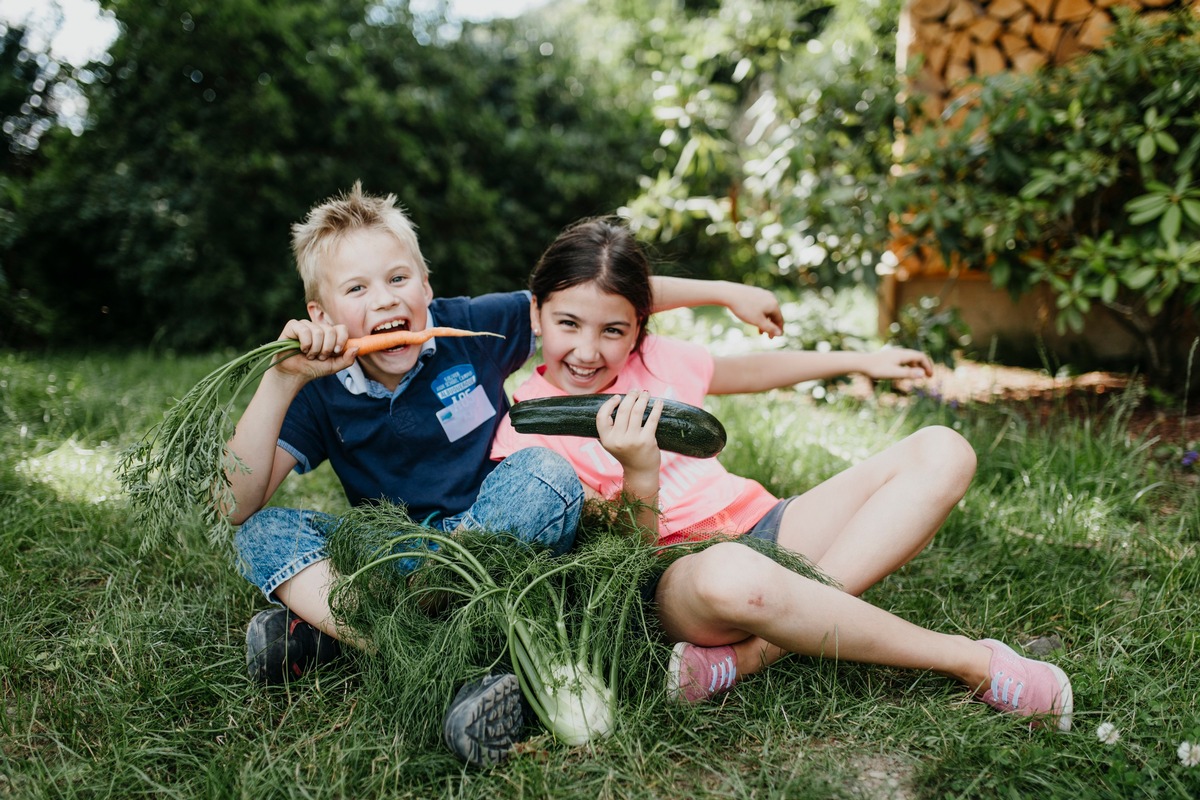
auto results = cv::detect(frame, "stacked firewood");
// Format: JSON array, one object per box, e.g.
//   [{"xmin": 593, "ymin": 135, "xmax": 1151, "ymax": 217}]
[{"xmin": 899, "ymin": 0, "xmax": 1196, "ymax": 120}]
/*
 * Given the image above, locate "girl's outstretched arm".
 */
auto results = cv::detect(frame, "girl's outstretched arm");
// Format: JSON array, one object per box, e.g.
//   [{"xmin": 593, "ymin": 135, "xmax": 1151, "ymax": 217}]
[
  {"xmin": 708, "ymin": 347, "xmax": 933, "ymax": 395},
  {"xmin": 649, "ymin": 277, "xmax": 784, "ymax": 337}
]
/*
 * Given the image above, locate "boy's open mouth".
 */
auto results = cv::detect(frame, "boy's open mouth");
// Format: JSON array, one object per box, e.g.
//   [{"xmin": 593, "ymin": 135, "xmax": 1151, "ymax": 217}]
[{"xmin": 372, "ymin": 319, "xmax": 410, "ymax": 351}]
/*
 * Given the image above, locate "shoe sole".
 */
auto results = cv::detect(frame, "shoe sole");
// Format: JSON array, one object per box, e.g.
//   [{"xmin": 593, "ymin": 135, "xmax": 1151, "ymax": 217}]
[
  {"xmin": 442, "ymin": 673, "xmax": 524, "ymax": 767},
  {"xmin": 245, "ymin": 609, "xmax": 285, "ymax": 683},
  {"xmin": 666, "ymin": 641, "xmax": 688, "ymax": 702},
  {"xmin": 1045, "ymin": 661, "xmax": 1074, "ymax": 732}
]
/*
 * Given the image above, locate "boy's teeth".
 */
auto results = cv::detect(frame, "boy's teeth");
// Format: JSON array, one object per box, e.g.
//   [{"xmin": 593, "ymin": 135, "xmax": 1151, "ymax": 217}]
[{"xmin": 374, "ymin": 321, "xmax": 408, "ymax": 333}]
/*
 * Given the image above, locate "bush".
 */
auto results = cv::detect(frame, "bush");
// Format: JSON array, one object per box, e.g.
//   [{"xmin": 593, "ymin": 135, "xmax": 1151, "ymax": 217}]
[
  {"xmin": 891, "ymin": 8, "xmax": 1200, "ymax": 391},
  {"xmin": 1, "ymin": 0, "xmax": 652, "ymax": 350}
]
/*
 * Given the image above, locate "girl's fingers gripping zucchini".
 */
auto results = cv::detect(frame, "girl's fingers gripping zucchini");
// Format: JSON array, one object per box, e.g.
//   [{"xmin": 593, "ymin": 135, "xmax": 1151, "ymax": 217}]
[{"xmin": 508, "ymin": 394, "xmax": 727, "ymax": 458}]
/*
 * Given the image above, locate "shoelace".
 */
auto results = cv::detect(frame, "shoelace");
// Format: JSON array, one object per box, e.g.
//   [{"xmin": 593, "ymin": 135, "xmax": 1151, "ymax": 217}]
[
  {"xmin": 990, "ymin": 670, "xmax": 1024, "ymax": 710},
  {"xmin": 707, "ymin": 655, "xmax": 737, "ymax": 694}
]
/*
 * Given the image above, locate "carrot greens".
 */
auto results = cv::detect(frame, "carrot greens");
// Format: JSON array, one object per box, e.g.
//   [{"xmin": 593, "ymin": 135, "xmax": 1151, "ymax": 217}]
[{"xmin": 118, "ymin": 328, "xmax": 502, "ymax": 551}]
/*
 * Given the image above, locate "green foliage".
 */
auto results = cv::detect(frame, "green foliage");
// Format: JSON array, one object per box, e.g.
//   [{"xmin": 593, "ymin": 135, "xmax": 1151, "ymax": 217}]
[
  {"xmin": 886, "ymin": 295, "xmax": 971, "ymax": 368},
  {"xmin": 593, "ymin": 0, "xmax": 903, "ymax": 290},
  {"xmin": 892, "ymin": 8, "xmax": 1200, "ymax": 391},
  {"xmin": 2, "ymin": 0, "xmax": 652, "ymax": 350},
  {"xmin": 0, "ymin": 23, "xmax": 68, "ymax": 165},
  {"xmin": 0, "ymin": 23, "xmax": 71, "ymax": 346}
]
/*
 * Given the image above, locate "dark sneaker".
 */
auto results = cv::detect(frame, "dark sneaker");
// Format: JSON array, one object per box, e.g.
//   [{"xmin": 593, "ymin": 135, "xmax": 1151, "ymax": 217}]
[
  {"xmin": 245, "ymin": 608, "xmax": 342, "ymax": 684},
  {"xmin": 442, "ymin": 673, "xmax": 525, "ymax": 767}
]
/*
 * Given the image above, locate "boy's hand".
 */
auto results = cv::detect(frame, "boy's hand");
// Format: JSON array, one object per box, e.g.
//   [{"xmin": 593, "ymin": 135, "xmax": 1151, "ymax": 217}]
[
  {"xmin": 274, "ymin": 320, "xmax": 359, "ymax": 381},
  {"xmin": 597, "ymin": 391, "xmax": 663, "ymax": 496},
  {"xmin": 860, "ymin": 347, "xmax": 934, "ymax": 381},
  {"xmin": 724, "ymin": 283, "xmax": 784, "ymax": 338}
]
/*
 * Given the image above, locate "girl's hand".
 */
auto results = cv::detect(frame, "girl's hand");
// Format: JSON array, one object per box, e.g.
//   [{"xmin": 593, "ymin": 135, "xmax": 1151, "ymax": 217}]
[
  {"xmin": 861, "ymin": 347, "xmax": 934, "ymax": 380},
  {"xmin": 274, "ymin": 320, "xmax": 358, "ymax": 381},
  {"xmin": 597, "ymin": 391, "xmax": 664, "ymax": 497},
  {"xmin": 723, "ymin": 283, "xmax": 784, "ymax": 338}
]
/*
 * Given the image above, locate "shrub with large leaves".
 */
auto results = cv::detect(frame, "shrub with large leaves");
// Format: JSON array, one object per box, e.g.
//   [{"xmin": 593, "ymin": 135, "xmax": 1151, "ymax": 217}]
[{"xmin": 892, "ymin": 8, "xmax": 1200, "ymax": 390}]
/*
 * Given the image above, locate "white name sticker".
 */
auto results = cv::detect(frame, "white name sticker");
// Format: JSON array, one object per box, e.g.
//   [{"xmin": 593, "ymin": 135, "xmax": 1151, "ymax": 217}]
[{"xmin": 435, "ymin": 384, "xmax": 497, "ymax": 443}]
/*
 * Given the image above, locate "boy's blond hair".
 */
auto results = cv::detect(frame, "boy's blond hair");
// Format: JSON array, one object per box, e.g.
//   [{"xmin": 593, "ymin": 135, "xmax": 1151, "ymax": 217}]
[{"xmin": 291, "ymin": 181, "xmax": 428, "ymax": 302}]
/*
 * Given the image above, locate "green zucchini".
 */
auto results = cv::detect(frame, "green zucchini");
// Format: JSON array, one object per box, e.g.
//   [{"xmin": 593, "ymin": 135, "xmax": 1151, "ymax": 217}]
[{"xmin": 508, "ymin": 394, "xmax": 727, "ymax": 458}]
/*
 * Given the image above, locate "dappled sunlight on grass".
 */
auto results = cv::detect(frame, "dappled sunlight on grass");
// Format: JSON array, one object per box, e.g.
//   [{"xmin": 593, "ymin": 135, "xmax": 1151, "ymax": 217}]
[{"xmin": 16, "ymin": 438, "xmax": 123, "ymax": 504}]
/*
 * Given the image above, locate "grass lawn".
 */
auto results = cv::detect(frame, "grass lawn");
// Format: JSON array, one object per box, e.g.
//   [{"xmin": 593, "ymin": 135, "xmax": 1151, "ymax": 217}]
[{"xmin": 1, "ymin": 340, "xmax": 1198, "ymax": 799}]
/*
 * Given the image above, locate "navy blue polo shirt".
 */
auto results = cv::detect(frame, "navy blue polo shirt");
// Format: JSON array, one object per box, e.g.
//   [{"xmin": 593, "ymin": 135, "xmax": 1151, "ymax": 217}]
[{"xmin": 277, "ymin": 291, "xmax": 534, "ymax": 526}]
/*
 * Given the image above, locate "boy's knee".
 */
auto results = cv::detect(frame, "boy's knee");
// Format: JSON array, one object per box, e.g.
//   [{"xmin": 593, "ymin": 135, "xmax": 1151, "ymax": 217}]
[
  {"xmin": 234, "ymin": 506, "xmax": 289, "ymax": 553},
  {"xmin": 503, "ymin": 447, "xmax": 582, "ymax": 494},
  {"xmin": 471, "ymin": 448, "xmax": 583, "ymax": 555}
]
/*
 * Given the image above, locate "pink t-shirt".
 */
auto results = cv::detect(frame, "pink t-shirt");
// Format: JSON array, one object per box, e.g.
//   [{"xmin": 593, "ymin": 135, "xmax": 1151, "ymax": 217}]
[{"xmin": 491, "ymin": 335, "xmax": 777, "ymax": 543}]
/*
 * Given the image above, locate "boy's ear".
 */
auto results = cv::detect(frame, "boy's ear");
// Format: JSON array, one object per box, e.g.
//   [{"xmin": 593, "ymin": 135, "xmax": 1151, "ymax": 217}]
[
  {"xmin": 307, "ymin": 299, "xmax": 329, "ymax": 324},
  {"xmin": 422, "ymin": 275, "xmax": 434, "ymax": 307}
]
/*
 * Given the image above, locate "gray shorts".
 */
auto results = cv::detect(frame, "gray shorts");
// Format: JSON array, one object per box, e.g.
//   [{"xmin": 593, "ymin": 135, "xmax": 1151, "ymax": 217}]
[{"xmin": 640, "ymin": 497, "xmax": 794, "ymax": 604}]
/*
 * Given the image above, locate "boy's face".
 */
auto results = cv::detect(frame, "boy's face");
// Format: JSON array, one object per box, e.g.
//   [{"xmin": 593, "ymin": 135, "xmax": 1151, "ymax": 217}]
[{"xmin": 307, "ymin": 227, "xmax": 433, "ymax": 388}]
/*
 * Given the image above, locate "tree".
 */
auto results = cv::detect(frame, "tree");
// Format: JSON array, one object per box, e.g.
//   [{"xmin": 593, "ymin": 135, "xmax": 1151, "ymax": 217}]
[
  {"xmin": 3, "ymin": 0, "xmax": 652, "ymax": 349},
  {"xmin": 554, "ymin": 0, "xmax": 903, "ymax": 291},
  {"xmin": 0, "ymin": 22, "xmax": 72, "ymax": 344}
]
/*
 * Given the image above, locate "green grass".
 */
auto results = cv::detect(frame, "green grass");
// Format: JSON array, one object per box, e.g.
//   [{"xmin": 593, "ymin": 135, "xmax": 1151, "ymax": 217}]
[{"xmin": 2, "ymin": 348, "xmax": 1199, "ymax": 799}]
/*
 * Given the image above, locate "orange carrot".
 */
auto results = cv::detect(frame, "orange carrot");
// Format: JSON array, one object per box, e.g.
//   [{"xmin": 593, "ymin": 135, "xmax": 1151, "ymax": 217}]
[{"xmin": 347, "ymin": 326, "xmax": 504, "ymax": 355}]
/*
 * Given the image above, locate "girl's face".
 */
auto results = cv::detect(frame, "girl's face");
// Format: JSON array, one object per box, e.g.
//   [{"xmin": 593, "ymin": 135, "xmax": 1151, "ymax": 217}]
[
  {"xmin": 308, "ymin": 227, "xmax": 433, "ymax": 390},
  {"xmin": 532, "ymin": 282, "xmax": 640, "ymax": 395}
]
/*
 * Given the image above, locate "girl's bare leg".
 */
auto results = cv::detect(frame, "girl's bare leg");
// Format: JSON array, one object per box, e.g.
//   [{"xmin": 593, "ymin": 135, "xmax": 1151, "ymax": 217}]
[
  {"xmin": 665, "ymin": 425, "xmax": 977, "ymax": 675},
  {"xmin": 775, "ymin": 425, "xmax": 977, "ymax": 596},
  {"xmin": 655, "ymin": 542, "xmax": 990, "ymax": 689}
]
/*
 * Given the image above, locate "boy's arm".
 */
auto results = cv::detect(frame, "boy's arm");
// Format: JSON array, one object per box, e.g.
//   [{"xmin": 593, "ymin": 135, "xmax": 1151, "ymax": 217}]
[
  {"xmin": 708, "ymin": 348, "xmax": 933, "ymax": 395},
  {"xmin": 649, "ymin": 276, "xmax": 784, "ymax": 338},
  {"xmin": 224, "ymin": 320, "xmax": 358, "ymax": 524}
]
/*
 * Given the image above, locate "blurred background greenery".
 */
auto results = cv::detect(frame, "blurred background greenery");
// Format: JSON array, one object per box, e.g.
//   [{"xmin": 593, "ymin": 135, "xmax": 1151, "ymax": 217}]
[
  {"xmin": 2, "ymin": 0, "xmax": 1197, "ymax": 394},
  {"xmin": 0, "ymin": 0, "xmax": 898, "ymax": 349}
]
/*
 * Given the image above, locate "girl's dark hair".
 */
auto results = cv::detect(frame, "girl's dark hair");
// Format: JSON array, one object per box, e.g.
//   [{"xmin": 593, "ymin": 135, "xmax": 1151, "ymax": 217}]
[{"xmin": 529, "ymin": 218, "xmax": 653, "ymax": 354}]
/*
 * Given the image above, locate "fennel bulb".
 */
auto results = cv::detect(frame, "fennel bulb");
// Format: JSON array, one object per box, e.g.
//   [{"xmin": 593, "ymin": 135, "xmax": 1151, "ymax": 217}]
[{"xmin": 540, "ymin": 661, "xmax": 615, "ymax": 745}]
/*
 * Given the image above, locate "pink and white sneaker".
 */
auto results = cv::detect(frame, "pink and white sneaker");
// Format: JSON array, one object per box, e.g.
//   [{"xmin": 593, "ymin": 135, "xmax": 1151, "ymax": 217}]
[
  {"xmin": 667, "ymin": 642, "xmax": 738, "ymax": 703},
  {"xmin": 975, "ymin": 639, "xmax": 1074, "ymax": 731}
]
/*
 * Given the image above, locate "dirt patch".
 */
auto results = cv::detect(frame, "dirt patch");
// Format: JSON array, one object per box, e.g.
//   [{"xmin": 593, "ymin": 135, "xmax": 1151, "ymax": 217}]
[{"xmin": 849, "ymin": 752, "xmax": 918, "ymax": 800}]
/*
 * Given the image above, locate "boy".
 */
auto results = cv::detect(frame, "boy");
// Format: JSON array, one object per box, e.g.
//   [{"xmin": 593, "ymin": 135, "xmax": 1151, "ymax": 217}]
[{"xmin": 223, "ymin": 182, "xmax": 784, "ymax": 766}]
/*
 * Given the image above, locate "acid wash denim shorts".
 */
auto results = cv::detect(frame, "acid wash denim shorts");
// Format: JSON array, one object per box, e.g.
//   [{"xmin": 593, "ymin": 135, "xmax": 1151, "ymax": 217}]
[{"xmin": 234, "ymin": 447, "xmax": 584, "ymax": 605}]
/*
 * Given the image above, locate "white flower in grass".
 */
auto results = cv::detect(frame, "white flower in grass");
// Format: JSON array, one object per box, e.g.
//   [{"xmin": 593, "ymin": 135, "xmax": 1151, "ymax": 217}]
[
  {"xmin": 1179, "ymin": 741, "xmax": 1200, "ymax": 768},
  {"xmin": 1095, "ymin": 722, "xmax": 1120, "ymax": 745}
]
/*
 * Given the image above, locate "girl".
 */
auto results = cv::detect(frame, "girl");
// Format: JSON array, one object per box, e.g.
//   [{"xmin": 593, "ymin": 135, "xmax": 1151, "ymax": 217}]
[{"xmin": 491, "ymin": 218, "xmax": 1074, "ymax": 730}]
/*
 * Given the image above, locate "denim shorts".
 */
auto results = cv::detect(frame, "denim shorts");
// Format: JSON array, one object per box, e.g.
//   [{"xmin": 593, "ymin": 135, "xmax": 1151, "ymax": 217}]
[
  {"xmin": 639, "ymin": 497, "xmax": 795, "ymax": 605},
  {"xmin": 234, "ymin": 446, "xmax": 584, "ymax": 604}
]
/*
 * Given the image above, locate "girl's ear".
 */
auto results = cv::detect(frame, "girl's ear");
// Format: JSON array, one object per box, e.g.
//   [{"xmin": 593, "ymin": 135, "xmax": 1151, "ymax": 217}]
[{"xmin": 529, "ymin": 297, "xmax": 542, "ymax": 336}]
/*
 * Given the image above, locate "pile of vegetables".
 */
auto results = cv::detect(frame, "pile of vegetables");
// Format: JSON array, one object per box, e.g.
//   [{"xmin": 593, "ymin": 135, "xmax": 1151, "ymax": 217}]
[
  {"xmin": 326, "ymin": 500, "xmax": 663, "ymax": 748},
  {"xmin": 326, "ymin": 500, "xmax": 834, "ymax": 751},
  {"xmin": 117, "ymin": 327, "xmax": 501, "ymax": 550}
]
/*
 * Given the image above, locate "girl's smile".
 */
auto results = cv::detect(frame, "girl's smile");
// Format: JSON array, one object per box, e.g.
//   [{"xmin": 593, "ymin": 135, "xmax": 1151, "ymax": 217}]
[{"xmin": 532, "ymin": 282, "xmax": 639, "ymax": 394}]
